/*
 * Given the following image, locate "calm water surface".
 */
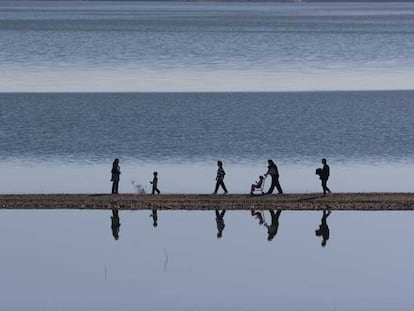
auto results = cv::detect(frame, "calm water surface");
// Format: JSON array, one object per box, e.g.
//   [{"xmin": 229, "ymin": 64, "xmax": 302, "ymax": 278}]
[
  {"xmin": 0, "ymin": 210, "xmax": 414, "ymax": 310},
  {"xmin": 1, "ymin": 1, "xmax": 414, "ymax": 91}
]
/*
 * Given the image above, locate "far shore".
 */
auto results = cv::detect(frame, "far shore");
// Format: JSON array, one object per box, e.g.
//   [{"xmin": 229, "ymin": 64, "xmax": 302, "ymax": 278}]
[{"xmin": 1, "ymin": 193, "xmax": 414, "ymax": 211}]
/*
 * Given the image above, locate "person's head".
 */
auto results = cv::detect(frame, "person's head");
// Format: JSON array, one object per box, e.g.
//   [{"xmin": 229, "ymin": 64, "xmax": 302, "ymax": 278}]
[
  {"xmin": 217, "ymin": 160, "xmax": 223, "ymax": 167},
  {"xmin": 217, "ymin": 231, "xmax": 223, "ymax": 239},
  {"xmin": 153, "ymin": 221, "xmax": 158, "ymax": 227},
  {"xmin": 268, "ymin": 159, "xmax": 274, "ymax": 166},
  {"xmin": 112, "ymin": 159, "xmax": 119, "ymax": 168},
  {"xmin": 322, "ymin": 158, "xmax": 327, "ymax": 165},
  {"xmin": 153, "ymin": 171, "xmax": 158, "ymax": 176}
]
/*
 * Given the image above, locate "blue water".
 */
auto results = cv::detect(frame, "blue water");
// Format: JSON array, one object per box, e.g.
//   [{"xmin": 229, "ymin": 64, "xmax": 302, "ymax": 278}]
[
  {"xmin": 1, "ymin": 1, "xmax": 414, "ymax": 91},
  {"xmin": 1, "ymin": 210, "xmax": 414, "ymax": 311},
  {"xmin": 1, "ymin": 91, "xmax": 414, "ymax": 164}
]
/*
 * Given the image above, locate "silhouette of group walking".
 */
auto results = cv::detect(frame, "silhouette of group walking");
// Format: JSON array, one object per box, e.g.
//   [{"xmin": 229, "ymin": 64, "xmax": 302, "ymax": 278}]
[{"xmin": 110, "ymin": 158, "xmax": 332, "ymax": 195}]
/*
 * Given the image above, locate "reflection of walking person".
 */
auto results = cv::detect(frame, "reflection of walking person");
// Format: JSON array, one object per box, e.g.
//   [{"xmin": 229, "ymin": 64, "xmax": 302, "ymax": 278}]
[
  {"xmin": 319, "ymin": 158, "xmax": 331, "ymax": 195},
  {"xmin": 265, "ymin": 210, "xmax": 282, "ymax": 241},
  {"xmin": 111, "ymin": 158, "xmax": 121, "ymax": 194},
  {"xmin": 315, "ymin": 210, "xmax": 331, "ymax": 247},
  {"xmin": 150, "ymin": 209, "xmax": 158, "ymax": 227},
  {"xmin": 111, "ymin": 209, "xmax": 120, "ymax": 240},
  {"xmin": 265, "ymin": 159, "xmax": 283, "ymax": 194},
  {"xmin": 215, "ymin": 209, "xmax": 226, "ymax": 238},
  {"xmin": 150, "ymin": 171, "xmax": 160, "ymax": 195},
  {"xmin": 213, "ymin": 160, "xmax": 228, "ymax": 194}
]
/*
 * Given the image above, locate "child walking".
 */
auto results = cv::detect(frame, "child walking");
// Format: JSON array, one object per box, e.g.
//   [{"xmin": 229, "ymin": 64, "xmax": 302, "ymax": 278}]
[
  {"xmin": 150, "ymin": 171, "xmax": 160, "ymax": 195},
  {"xmin": 213, "ymin": 160, "xmax": 228, "ymax": 194}
]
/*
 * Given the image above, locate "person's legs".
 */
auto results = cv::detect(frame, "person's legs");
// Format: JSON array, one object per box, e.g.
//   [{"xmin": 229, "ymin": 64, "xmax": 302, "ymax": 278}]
[
  {"xmin": 112, "ymin": 181, "xmax": 119, "ymax": 194},
  {"xmin": 220, "ymin": 180, "xmax": 228, "ymax": 193},
  {"xmin": 275, "ymin": 178, "xmax": 283, "ymax": 194},
  {"xmin": 267, "ymin": 176, "xmax": 276, "ymax": 194},
  {"xmin": 214, "ymin": 180, "xmax": 220, "ymax": 193},
  {"xmin": 322, "ymin": 179, "xmax": 328, "ymax": 194}
]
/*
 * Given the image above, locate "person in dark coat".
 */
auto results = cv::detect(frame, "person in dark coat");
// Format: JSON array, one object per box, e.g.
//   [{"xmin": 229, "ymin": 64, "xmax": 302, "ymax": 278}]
[
  {"xmin": 111, "ymin": 158, "xmax": 121, "ymax": 194},
  {"xmin": 315, "ymin": 210, "xmax": 331, "ymax": 247},
  {"xmin": 150, "ymin": 171, "xmax": 160, "ymax": 195},
  {"xmin": 213, "ymin": 160, "xmax": 228, "ymax": 194},
  {"xmin": 320, "ymin": 158, "xmax": 331, "ymax": 195},
  {"xmin": 264, "ymin": 159, "xmax": 283, "ymax": 194}
]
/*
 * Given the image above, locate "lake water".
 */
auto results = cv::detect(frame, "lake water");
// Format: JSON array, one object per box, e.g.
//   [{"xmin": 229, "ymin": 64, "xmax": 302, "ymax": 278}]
[
  {"xmin": 1, "ymin": 1, "xmax": 414, "ymax": 91},
  {"xmin": 1, "ymin": 209, "xmax": 414, "ymax": 310},
  {"xmin": 1, "ymin": 2, "xmax": 414, "ymax": 309},
  {"xmin": 1, "ymin": 91, "xmax": 414, "ymax": 194}
]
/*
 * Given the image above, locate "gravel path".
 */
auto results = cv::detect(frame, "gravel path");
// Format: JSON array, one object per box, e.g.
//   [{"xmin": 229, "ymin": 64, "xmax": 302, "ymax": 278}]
[{"xmin": 1, "ymin": 193, "xmax": 414, "ymax": 210}]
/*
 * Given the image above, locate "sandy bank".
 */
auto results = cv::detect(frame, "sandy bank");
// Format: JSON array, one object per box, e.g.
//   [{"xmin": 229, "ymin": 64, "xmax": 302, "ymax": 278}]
[{"xmin": 1, "ymin": 193, "xmax": 414, "ymax": 210}]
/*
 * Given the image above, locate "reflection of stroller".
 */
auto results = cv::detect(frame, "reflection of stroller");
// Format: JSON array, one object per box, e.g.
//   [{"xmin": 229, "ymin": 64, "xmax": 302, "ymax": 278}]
[{"xmin": 250, "ymin": 175, "xmax": 266, "ymax": 195}]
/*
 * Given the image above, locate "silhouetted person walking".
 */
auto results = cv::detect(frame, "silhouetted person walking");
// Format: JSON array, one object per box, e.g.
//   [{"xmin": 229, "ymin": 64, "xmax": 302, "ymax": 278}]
[
  {"xmin": 150, "ymin": 209, "xmax": 158, "ymax": 227},
  {"xmin": 111, "ymin": 209, "xmax": 120, "ymax": 240},
  {"xmin": 215, "ymin": 209, "xmax": 226, "ymax": 238},
  {"xmin": 265, "ymin": 159, "xmax": 283, "ymax": 194},
  {"xmin": 150, "ymin": 171, "xmax": 160, "ymax": 195},
  {"xmin": 265, "ymin": 209, "xmax": 282, "ymax": 241},
  {"xmin": 315, "ymin": 210, "xmax": 331, "ymax": 247},
  {"xmin": 319, "ymin": 158, "xmax": 331, "ymax": 195},
  {"xmin": 111, "ymin": 158, "xmax": 121, "ymax": 194},
  {"xmin": 213, "ymin": 160, "xmax": 228, "ymax": 194}
]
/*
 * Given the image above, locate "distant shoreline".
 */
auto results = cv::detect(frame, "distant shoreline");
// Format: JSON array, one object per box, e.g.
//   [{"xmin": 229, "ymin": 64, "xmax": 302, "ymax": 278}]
[{"xmin": 1, "ymin": 193, "xmax": 414, "ymax": 210}]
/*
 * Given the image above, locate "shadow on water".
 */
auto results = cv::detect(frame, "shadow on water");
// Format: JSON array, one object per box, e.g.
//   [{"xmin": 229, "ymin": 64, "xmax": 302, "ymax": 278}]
[
  {"xmin": 265, "ymin": 210, "xmax": 282, "ymax": 241},
  {"xmin": 150, "ymin": 209, "xmax": 158, "ymax": 228},
  {"xmin": 106, "ymin": 209, "xmax": 334, "ymax": 247},
  {"xmin": 251, "ymin": 209, "xmax": 265, "ymax": 225},
  {"xmin": 315, "ymin": 210, "xmax": 331, "ymax": 247},
  {"xmin": 111, "ymin": 208, "xmax": 120, "ymax": 240},
  {"xmin": 215, "ymin": 209, "xmax": 226, "ymax": 239}
]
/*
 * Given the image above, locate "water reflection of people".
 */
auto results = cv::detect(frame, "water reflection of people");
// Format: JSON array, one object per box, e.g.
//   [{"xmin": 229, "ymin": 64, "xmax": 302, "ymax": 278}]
[
  {"xmin": 215, "ymin": 210, "xmax": 226, "ymax": 238},
  {"xmin": 265, "ymin": 210, "xmax": 282, "ymax": 241},
  {"xmin": 150, "ymin": 209, "xmax": 158, "ymax": 227},
  {"xmin": 315, "ymin": 210, "xmax": 331, "ymax": 247},
  {"xmin": 111, "ymin": 209, "xmax": 120, "ymax": 240},
  {"xmin": 251, "ymin": 210, "xmax": 264, "ymax": 225}
]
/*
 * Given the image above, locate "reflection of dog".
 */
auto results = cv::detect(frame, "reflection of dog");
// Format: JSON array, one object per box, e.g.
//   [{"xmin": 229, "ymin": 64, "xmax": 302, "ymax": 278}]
[{"xmin": 315, "ymin": 168, "xmax": 322, "ymax": 177}]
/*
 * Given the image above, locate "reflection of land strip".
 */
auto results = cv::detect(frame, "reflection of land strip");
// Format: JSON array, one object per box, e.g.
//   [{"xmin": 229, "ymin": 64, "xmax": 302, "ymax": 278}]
[{"xmin": 1, "ymin": 193, "xmax": 414, "ymax": 210}]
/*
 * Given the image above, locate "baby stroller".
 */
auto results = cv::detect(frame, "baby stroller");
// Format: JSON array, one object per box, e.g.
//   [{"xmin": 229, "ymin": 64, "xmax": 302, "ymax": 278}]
[{"xmin": 250, "ymin": 175, "xmax": 266, "ymax": 195}]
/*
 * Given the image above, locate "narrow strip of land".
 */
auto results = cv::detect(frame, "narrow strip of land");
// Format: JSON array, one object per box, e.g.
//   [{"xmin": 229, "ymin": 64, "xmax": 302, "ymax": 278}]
[{"xmin": 1, "ymin": 193, "xmax": 414, "ymax": 211}]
